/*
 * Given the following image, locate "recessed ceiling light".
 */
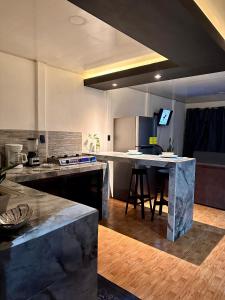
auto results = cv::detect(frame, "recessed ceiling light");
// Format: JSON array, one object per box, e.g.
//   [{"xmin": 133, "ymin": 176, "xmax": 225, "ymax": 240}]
[
  {"xmin": 69, "ymin": 15, "xmax": 86, "ymax": 26},
  {"xmin": 112, "ymin": 83, "xmax": 118, "ymax": 87},
  {"xmin": 154, "ymin": 74, "xmax": 162, "ymax": 80}
]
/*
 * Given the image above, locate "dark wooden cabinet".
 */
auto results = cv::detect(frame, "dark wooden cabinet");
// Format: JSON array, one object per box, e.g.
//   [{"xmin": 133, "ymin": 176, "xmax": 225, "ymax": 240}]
[
  {"xmin": 21, "ymin": 170, "xmax": 103, "ymax": 218},
  {"xmin": 195, "ymin": 163, "xmax": 225, "ymax": 210}
]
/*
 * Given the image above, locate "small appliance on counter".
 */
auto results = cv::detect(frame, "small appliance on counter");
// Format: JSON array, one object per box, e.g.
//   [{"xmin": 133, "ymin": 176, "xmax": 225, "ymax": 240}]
[
  {"xmin": 5, "ymin": 144, "xmax": 27, "ymax": 168},
  {"xmin": 27, "ymin": 138, "xmax": 40, "ymax": 166},
  {"xmin": 47, "ymin": 154, "xmax": 96, "ymax": 166}
]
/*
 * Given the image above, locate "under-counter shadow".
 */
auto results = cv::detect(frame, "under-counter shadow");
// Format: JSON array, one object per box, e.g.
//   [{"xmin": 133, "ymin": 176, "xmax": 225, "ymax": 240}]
[{"xmin": 100, "ymin": 199, "xmax": 225, "ymax": 266}]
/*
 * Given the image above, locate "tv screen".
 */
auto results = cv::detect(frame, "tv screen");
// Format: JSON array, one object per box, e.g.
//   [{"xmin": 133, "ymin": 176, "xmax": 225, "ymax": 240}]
[{"xmin": 158, "ymin": 109, "xmax": 173, "ymax": 126}]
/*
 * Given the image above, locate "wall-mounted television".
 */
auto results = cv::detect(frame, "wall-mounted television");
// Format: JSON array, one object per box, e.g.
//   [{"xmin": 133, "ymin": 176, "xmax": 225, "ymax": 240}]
[{"xmin": 157, "ymin": 109, "xmax": 173, "ymax": 126}]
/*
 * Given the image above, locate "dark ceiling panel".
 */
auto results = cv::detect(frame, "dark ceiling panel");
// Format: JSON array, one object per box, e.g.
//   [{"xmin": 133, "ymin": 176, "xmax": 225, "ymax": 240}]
[
  {"xmin": 84, "ymin": 60, "xmax": 177, "ymax": 87},
  {"xmin": 85, "ymin": 64, "xmax": 225, "ymax": 90},
  {"xmin": 68, "ymin": 0, "xmax": 225, "ymax": 90}
]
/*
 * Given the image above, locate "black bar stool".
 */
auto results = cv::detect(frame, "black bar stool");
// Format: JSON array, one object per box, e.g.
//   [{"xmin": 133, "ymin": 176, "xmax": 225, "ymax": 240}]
[
  {"xmin": 151, "ymin": 168, "xmax": 169, "ymax": 221},
  {"xmin": 125, "ymin": 167, "xmax": 153, "ymax": 219}
]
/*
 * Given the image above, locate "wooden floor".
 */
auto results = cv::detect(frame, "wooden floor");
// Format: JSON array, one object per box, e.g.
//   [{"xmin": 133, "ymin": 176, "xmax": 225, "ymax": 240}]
[{"xmin": 98, "ymin": 199, "xmax": 225, "ymax": 300}]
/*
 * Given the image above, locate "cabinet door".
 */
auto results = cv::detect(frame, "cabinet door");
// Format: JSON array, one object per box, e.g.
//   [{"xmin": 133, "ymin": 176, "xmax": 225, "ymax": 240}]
[{"xmin": 195, "ymin": 164, "xmax": 225, "ymax": 210}]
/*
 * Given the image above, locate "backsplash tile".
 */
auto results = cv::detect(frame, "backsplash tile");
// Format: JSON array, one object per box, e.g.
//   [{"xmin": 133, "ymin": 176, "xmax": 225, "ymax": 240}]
[
  {"xmin": 0, "ymin": 130, "xmax": 82, "ymax": 167},
  {"xmin": 48, "ymin": 131, "xmax": 82, "ymax": 158}
]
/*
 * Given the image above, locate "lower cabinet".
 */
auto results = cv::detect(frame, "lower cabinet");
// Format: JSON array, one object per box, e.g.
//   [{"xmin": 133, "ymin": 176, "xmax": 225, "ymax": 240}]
[
  {"xmin": 21, "ymin": 170, "xmax": 103, "ymax": 219},
  {"xmin": 195, "ymin": 163, "xmax": 225, "ymax": 210}
]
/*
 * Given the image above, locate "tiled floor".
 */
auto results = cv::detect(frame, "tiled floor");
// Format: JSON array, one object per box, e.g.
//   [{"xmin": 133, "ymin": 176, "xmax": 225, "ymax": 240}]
[{"xmin": 98, "ymin": 199, "xmax": 225, "ymax": 299}]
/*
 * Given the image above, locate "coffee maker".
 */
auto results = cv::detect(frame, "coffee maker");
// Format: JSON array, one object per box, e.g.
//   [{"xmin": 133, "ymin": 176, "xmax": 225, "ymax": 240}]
[
  {"xmin": 27, "ymin": 138, "xmax": 40, "ymax": 166},
  {"xmin": 5, "ymin": 144, "xmax": 28, "ymax": 168}
]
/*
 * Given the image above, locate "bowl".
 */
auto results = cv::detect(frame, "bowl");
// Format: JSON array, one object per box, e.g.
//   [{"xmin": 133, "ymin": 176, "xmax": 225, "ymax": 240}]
[
  {"xmin": 0, "ymin": 204, "xmax": 33, "ymax": 230},
  {"xmin": 0, "ymin": 192, "xmax": 10, "ymax": 214},
  {"xmin": 128, "ymin": 149, "xmax": 139, "ymax": 153},
  {"xmin": 162, "ymin": 152, "xmax": 174, "ymax": 156}
]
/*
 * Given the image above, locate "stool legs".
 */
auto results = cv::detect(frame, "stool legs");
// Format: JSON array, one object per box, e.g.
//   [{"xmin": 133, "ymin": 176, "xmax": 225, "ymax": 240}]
[
  {"xmin": 146, "ymin": 172, "xmax": 153, "ymax": 213},
  {"xmin": 134, "ymin": 174, "xmax": 138, "ymax": 209},
  {"xmin": 151, "ymin": 190, "xmax": 157, "ymax": 221},
  {"xmin": 125, "ymin": 173, "xmax": 133, "ymax": 215},
  {"xmin": 140, "ymin": 174, "xmax": 145, "ymax": 219},
  {"xmin": 159, "ymin": 179, "xmax": 165, "ymax": 215},
  {"xmin": 125, "ymin": 169, "xmax": 152, "ymax": 219},
  {"xmin": 151, "ymin": 172, "xmax": 168, "ymax": 221}
]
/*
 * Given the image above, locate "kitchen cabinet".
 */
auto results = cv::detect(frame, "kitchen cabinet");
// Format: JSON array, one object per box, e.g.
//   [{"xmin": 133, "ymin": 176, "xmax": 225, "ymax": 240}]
[{"xmin": 22, "ymin": 170, "xmax": 103, "ymax": 219}]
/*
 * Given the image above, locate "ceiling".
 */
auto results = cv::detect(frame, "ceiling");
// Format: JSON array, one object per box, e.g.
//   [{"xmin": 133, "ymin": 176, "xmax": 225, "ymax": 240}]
[
  {"xmin": 194, "ymin": 0, "xmax": 225, "ymax": 39},
  {"xmin": 70, "ymin": 0, "xmax": 225, "ymax": 90},
  {"xmin": 0, "ymin": 0, "xmax": 165, "ymax": 75},
  {"xmin": 0, "ymin": 0, "xmax": 225, "ymax": 99},
  {"xmin": 131, "ymin": 71, "xmax": 225, "ymax": 103}
]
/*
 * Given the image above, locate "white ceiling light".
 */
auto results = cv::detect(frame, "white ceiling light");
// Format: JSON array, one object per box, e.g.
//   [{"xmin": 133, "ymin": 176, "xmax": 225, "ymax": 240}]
[
  {"xmin": 112, "ymin": 83, "xmax": 118, "ymax": 87},
  {"xmin": 154, "ymin": 74, "xmax": 162, "ymax": 80},
  {"xmin": 69, "ymin": 15, "xmax": 87, "ymax": 26}
]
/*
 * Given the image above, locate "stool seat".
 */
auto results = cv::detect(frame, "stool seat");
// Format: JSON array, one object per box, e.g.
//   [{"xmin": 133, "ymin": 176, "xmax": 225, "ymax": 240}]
[{"xmin": 125, "ymin": 167, "xmax": 153, "ymax": 219}]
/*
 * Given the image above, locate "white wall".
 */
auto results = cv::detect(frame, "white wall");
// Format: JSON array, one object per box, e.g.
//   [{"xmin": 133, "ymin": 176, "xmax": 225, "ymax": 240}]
[
  {"xmin": 148, "ymin": 94, "xmax": 185, "ymax": 155},
  {"xmin": 173, "ymin": 101, "xmax": 185, "ymax": 155},
  {"xmin": 0, "ymin": 51, "xmax": 108, "ymax": 150},
  {"xmin": 0, "ymin": 51, "xmax": 186, "ymax": 154},
  {"xmin": 0, "ymin": 52, "xmax": 36, "ymax": 129},
  {"xmin": 186, "ymin": 100, "xmax": 225, "ymax": 109},
  {"xmin": 45, "ymin": 65, "xmax": 107, "ymax": 150},
  {"xmin": 106, "ymin": 89, "xmax": 185, "ymax": 155},
  {"xmin": 149, "ymin": 94, "xmax": 173, "ymax": 152},
  {"xmin": 108, "ymin": 87, "xmax": 149, "ymax": 118},
  {"xmin": 106, "ymin": 87, "xmax": 149, "ymax": 150}
]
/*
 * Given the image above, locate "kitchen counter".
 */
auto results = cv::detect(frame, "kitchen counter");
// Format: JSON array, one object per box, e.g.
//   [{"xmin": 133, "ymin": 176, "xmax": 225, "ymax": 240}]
[
  {"xmin": 0, "ymin": 161, "xmax": 109, "ymax": 300},
  {"xmin": 6, "ymin": 162, "xmax": 109, "ymax": 219},
  {"xmin": 90, "ymin": 151, "xmax": 194, "ymax": 165},
  {"xmin": 0, "ymin": 179, "xmax": 98, "ymax": 300},
  {"xmin": 6, "ymin": 161, "xmax": 107, "ymax": 183},
  {"xmin": 92, "ymin": 151, "xmax": 196, "ymax": 242}
]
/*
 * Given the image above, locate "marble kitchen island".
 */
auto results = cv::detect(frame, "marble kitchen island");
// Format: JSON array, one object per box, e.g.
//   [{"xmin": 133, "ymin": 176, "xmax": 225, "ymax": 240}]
[
  {"xmin": 0, "ymin": 179, "xmax": 98, "ymax": 300},
  {"xmin": 6, "ymin": 161, "xmax": 109, "ymax": 219},
  {"xmin": 93, "ymin": 152, "xmax": 196, "ymax": 242}
]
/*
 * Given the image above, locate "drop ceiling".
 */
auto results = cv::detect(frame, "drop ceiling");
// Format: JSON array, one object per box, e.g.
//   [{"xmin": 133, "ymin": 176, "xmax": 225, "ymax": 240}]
[
  {"xmin": 131, "ymin": 71, "xmax": 225, "ymax": 103},
  {"xmin": 0, "ymin": 0, "xmax": 225, "ymax": 98},
  {"xmin": 194, "ymin": 0, "xmax": 225, "ymax": 39},
  {"xmin": 69, "ymin": 0, "xmax": 225, "ymax": 90},
  {"xmin": 0, "ymin": 0, "xmax": 165, "ymax": 75}
]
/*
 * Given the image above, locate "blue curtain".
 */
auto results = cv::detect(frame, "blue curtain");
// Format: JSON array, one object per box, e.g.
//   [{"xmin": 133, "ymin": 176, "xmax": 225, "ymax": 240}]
[{"xmin": 183, "ymin": 107, "xmax": 225, "ymax": 157}]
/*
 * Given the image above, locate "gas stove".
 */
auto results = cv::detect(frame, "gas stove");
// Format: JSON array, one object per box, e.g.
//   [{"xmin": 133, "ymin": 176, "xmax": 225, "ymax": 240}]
[{"xmin": 47, "ymin": 154, "xmax": 96, "ymax": 166}]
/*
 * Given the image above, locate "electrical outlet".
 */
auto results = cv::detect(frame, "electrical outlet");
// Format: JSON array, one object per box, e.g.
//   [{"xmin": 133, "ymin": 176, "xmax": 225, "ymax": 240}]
[{"xmin": 39, "ymin": 135, "xmax": 45, "ymax": 144}]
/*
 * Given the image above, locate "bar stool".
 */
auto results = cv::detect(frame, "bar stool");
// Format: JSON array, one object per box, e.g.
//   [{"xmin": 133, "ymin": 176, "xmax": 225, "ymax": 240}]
[
  {"xmin": 125, "ymin": 167, "xmax": 153, "ymax": 219},
  {"xmin": 151, "ymin": 168, "xmax": 169, "ymax": 221}
]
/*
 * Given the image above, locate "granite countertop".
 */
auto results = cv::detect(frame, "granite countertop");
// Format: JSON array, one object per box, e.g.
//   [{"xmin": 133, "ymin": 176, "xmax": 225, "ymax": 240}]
[
  {"xmin": 6, "ymin": 161, "xmax": 107, "ymax": 183},
  {"xmin": 0, "ymin": 179, "xmax": 97, "ymax": 251},
  {"xmin": 90, "ymin": 151, "xmax": 195, "ymax": 167},
  {"xmin": 0, "ymin": 162, "xmax": 106, "ymax": 251}
]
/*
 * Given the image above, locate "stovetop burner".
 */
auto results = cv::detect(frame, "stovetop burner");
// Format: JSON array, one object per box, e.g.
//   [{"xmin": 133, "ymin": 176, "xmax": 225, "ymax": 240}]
[
  {"xmin": 47, "ymin": 154, "xmax": 96, "ymax": 166},
  {"xmin": 50, "ymin": 153, "xmax": 80, "ymax": 159}
]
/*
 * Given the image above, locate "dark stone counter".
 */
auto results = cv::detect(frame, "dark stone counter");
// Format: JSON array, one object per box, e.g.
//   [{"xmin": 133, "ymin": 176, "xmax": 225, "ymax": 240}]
[{"xmin": 0, "ymin": 178, "xmax": 98, "ymax": 300}]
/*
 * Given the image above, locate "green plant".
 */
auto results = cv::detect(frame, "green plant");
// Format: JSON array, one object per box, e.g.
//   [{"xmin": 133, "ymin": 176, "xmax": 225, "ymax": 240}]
[{"xmin": 86, "ymin": 133, "xmax": 100, "ymax": 152}]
